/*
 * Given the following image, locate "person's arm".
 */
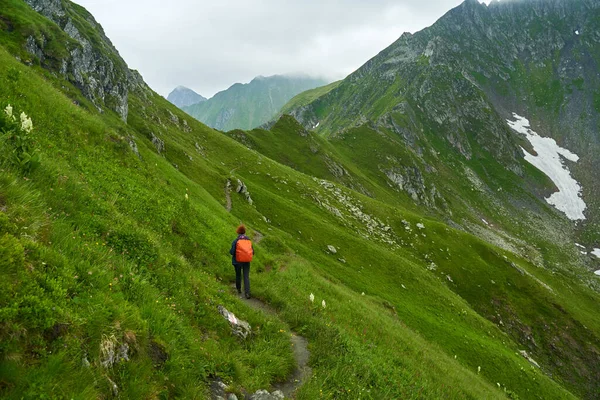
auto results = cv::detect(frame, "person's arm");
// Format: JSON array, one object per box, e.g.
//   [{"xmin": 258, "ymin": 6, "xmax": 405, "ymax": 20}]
[{"xmin": 230, "ymin": 239, "xmax": 237, "ymax": 256}]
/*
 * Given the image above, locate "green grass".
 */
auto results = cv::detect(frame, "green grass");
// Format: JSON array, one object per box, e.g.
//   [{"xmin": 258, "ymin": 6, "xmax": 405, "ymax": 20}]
[
  {"xmin": 1, "ymin": 2, "xmax": 599, "ymax": 399},
  {"xmin": 278, "ymin": 80, "xmax": 342, "ymax": 116}
]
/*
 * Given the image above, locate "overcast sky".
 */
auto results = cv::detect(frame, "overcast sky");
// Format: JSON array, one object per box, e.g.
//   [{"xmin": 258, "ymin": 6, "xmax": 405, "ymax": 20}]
[{"xmin": 75, "ymin": 0, "xmax": 491, "ymax": 98}]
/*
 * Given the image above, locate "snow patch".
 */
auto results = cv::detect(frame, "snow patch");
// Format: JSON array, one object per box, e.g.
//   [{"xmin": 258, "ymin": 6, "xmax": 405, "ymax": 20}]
[
  {"xmin": 595, "ymin": 270, "xmax": 600, "ymax": 276},
  {"xmin": 575, "ymin": 243, "xmax": 585, "ymax": 249},
  {"xmin": 592, "ymin": 249, "xmax": 600, "ymax": 259},
  {"xmin": 507, "ymin": 113, "xmax": 586, "ymax": 221}
]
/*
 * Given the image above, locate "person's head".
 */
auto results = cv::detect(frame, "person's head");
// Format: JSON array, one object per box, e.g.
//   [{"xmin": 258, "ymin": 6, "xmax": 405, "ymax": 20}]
[{"xmin": 236, "ymin": 225, "xmax": 246, "ymax": 235}]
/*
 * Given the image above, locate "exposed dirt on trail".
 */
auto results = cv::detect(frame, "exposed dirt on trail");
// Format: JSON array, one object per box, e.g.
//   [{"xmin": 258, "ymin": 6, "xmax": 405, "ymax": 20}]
[{"xmin": 234, "ymin": 286, "xmax": 312, "ymax": 399}]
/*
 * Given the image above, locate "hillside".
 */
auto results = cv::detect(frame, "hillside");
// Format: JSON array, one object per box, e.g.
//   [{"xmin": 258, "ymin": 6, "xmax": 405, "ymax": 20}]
[
  {"xmin": 1, "ymin": 0, "xmax": 599, "ymax": 399},
  {"xmin": 182, "ymin": 75, "xmax": 328, "ymax": 131},
  {"xmin": 167, "ymin": 86, "xmax": 207, "ymax": 108}
]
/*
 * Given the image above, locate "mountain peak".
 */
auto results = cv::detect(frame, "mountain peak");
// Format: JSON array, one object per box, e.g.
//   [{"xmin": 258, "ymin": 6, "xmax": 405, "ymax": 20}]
[{"xmin": 167, "ymin": 86, "xmax": 206, "ymax": 108}]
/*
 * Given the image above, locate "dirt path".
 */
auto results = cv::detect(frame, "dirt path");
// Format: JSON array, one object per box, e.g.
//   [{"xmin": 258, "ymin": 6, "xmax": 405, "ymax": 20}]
[{"xmin": 235, "ymin": 287, "xmax": 312, "ymax": 398}]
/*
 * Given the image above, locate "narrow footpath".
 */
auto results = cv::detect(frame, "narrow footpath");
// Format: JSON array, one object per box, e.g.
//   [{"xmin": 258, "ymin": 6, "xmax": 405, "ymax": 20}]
[{"xmin": 235, "ymin": 287, "xmax": 312, "ymax": 399}]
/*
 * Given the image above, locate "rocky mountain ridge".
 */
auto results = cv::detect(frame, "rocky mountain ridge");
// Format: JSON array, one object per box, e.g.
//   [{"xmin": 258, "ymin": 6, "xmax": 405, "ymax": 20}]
[
  {"xmin": 283, "ymin": 0, "xmax": 600, "ymax": 239},
  {"xmin": 22, "ymin": 0, "xmax": 152, "ymax": 120}
]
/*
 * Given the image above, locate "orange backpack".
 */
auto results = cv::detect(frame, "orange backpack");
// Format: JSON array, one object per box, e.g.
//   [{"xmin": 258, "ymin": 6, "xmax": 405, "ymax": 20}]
[{"xmin": 236, "ymin": 238, "xmax": 253, "ymax": 262}]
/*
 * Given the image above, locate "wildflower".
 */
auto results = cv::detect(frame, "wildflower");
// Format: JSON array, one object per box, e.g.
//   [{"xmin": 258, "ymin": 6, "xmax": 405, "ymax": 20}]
[
  {"xmin": 478, "ymin": 366, "xmax": 481, "ymax": 374},
  {"xmin": 184, "ymin": 193, "xmax": 189, "ymax": 200},
  {"xmin": 309, "ymin": 293, "xmax": 314, "ymax": 303},
  {"xmin": 20, "ymin": 112, "xmax": 33, "ymax": 133},
  {"xmin": 4, "ymin": 104, "xmax": 14, "ymax": 120},
  {"xmin": 321, "ymin": 299, "xmax": 326, "ymax": 309}
]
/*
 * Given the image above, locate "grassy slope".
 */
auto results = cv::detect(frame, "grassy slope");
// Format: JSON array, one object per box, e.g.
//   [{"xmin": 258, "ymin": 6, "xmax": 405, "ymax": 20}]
[
  {"xmin": 0, "ymin": 2, "xmax": 599, "ymax": 400},
  {"xmin": 229, "ymin": 114, "xmax": 600, "ymax": 398},
  {"xmin": 278, "ymin": 80, "xmax": 342, "ymax": 116}
]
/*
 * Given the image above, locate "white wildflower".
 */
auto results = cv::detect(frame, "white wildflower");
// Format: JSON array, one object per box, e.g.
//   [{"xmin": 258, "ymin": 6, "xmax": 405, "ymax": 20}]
[
  {"xmin": 321, "ymin": 299, "xmax": 326, "ymax": 309},
  {"xmin": 309, "ymin": 293, "xmax": 314, "ymax": 303},
  {"xmin": 477, "ymin": 366, "xmax": 481, "ymax": 374},
  {"xmin": 4, "ymin": 104, "xmax": 14, "ymax": 120},
  {"xmin": 185, "ymin": 193, "xmax": 189, "ymax": 200},
  {"xmin": 20, "ymin": 112, "xmax": 33, "ymax": 133}
]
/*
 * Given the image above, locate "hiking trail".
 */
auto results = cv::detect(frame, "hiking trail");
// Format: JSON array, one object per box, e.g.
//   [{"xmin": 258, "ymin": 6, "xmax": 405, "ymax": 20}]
[{"xmin": 235, "ymin": 286, "xmax": 312, "ymax": 399}]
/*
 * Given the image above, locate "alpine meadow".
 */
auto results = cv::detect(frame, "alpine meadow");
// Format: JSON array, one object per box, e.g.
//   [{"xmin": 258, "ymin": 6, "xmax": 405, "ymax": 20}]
[{"xmin": 0, "ymin": 0, "xmax": 599, "ymax": 399}]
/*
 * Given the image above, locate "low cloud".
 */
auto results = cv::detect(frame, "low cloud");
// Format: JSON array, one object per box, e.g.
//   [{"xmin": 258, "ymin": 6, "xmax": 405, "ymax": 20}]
[{"xmin": 76, "ymin": 0, "xmax": 482, "ymax": 97}]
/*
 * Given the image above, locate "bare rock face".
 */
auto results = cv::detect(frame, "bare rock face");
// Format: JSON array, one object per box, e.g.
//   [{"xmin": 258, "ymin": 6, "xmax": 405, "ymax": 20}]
[
  {"xmin": 23, "ymin": 0, "xmax": 65, "ymax": 18},
  {"xmin": 23, "ymin": 0, "xmax": 152, "ymax": 122}
]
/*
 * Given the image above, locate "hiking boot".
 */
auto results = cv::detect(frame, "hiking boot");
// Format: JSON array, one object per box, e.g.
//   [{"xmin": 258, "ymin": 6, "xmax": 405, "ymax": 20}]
[{"xmin": 245, "ymin": 293, "xmax": 251, "ymax": 299}]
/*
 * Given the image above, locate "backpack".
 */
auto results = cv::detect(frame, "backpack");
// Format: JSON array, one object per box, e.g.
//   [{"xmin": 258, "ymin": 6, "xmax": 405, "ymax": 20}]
[{"xmin": 236, "ymin": 238, "xmax": 253, "ymax": 262}]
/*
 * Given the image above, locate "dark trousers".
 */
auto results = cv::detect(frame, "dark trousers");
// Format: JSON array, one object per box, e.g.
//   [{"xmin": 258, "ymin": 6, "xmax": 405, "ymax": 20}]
[{"xmin": 234, "ymin": 263, "xmax": 251, "ymax": 295}]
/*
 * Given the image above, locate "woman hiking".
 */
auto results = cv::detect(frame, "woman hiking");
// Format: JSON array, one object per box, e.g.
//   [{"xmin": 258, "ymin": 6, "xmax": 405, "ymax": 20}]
[{"xmin": 230, "ymin": 225, "xmax": 254, "ymax": 299}]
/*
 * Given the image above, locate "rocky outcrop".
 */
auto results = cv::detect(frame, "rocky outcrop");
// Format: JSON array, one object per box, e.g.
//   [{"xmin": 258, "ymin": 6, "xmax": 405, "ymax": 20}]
[
  {"xmin": 236, "ymin": 179, "xmax": 253, "ymax": 205},
  {"xmin": 218, "ymin": 306, "xmax": 251, "ymax": 340},
  {"xmin": 150, "ymin": 133, "xmax": 165, "ymax": 154},
  {"xmin": 23, "ymin": 0, "xmax": 151, "ymax": 122}
]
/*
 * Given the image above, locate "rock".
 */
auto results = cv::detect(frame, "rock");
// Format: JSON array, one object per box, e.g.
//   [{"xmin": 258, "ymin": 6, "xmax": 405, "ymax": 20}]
[
  {"xmin": 26, "ymin": 35, "xmax": 44, "ymax": 62},
  {"xmin": 209, "ymin": 379, "xmax": 229, "ymax": 400},
  {"xmin": 235, "ymin": 179, "xmax": 253, "ymax": 205},
  {"xmin": 195, "ymin": 142, "xmax": 206, "ymax": 157},
  {"xmin": 182, "ymin": 119, "xmax": 192, "ymax": 133},
  {"xmin": 519, "ymin": 350, "xmax": 541, "ymax": 368},
  {"xmin": 167, "ymin": 110, "xmax": 179, "ymax": 124},
  {"xmin": 227, "ymin": 394, "xmax": 238, "ymax": 400},
  {"xmin": 327, "ymin": 245, "xmax": 337, "ymax": 254},
  {"xmin": 250, "ymin": 389, "xmax": 285, "ymax": 400},
  {"xmin": 24, "ymin": 0, "xmax": 65, "ymax": 19},
  {"xmin": 128, "ymin": 137, "xmax": 140, "ymax": 158},
  {"xmin": 151, "ymin": 133, "xmax": 165, "ymax": 154},
  {"xmin": 218, "ymin": 305, "xmax": 251, "ymax": 339},
  {"xmin": 99, "ymin": 334, "xmax": 132, "ymax": 369}
]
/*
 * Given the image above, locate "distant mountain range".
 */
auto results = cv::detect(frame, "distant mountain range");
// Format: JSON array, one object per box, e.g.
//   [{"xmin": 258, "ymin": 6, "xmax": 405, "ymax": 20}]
[
  {"xmin": 167, "ymin": 86, "xmax": 207, "ymax": 108},
  {"xmin": 181, "ymin": 75, "xmax": 328, "ymax": 131}
]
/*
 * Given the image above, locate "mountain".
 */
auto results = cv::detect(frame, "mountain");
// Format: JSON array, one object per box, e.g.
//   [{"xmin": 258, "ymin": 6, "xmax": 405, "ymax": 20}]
[
  {"xmin": 167, "ymin": 86, "xmax": 206, "ymax": 108},
  {"xmin": 0, "ymin": 0, "xmax": 599, "ymax": 399},
  {"xmin": 183, "ymin": 75, "xmax": 328, "ymax": 131},
  {"xmin": 283, "ymin": 0, "xmax": 600, "ymax": 232}
]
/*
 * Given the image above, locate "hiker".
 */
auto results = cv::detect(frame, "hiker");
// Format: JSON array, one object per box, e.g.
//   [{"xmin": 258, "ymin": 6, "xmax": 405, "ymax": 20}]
[{"xmin": 230, "ymin": 224, "xmax": 254, "ymax": 299}]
